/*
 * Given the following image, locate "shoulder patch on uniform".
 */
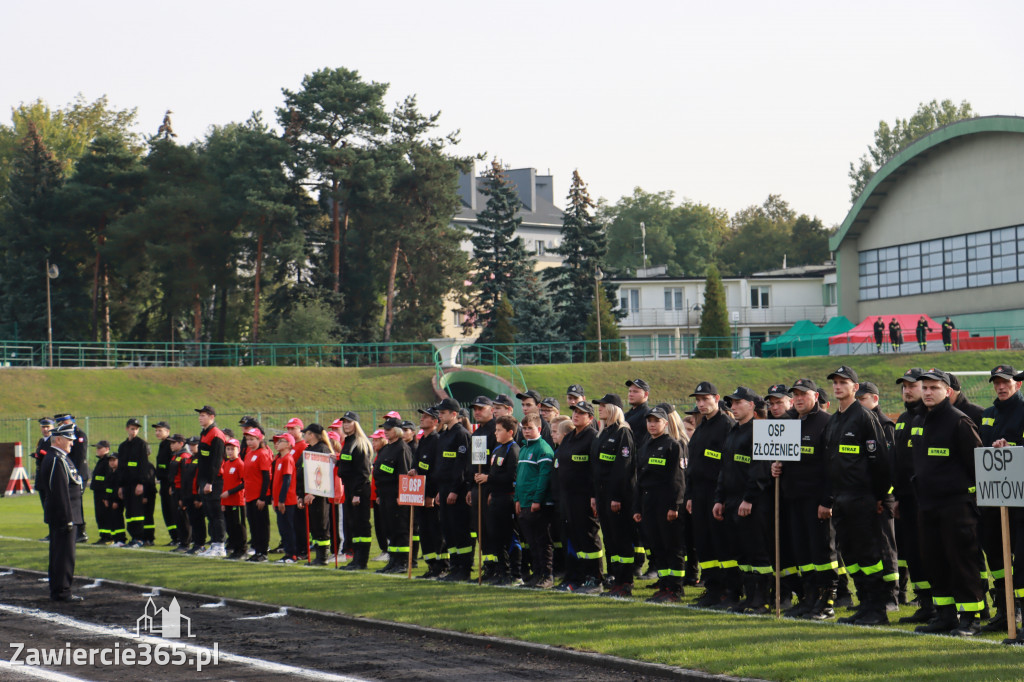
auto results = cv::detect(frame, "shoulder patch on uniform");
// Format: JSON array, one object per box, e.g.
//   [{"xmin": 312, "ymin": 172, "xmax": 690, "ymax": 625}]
[
  {"xmin": 866, "ymin": 440, "xmax": 877, "ymax": 452},
  {"xmin": 457, "ymin": 445, "xmax": 466, "ymax": 454},
  {"xmin": 621, "ymin": 447, "xmax": 630, "ymax": 457}
]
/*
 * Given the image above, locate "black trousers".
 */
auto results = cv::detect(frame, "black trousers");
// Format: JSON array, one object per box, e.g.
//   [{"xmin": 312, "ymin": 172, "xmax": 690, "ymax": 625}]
[
  {"xmin": 245, "ymin": 500, "xmax": 270, "ymax": 554},
  {"xmin": 441, "ymin": 492, "xmax": 473, "ymax": 568},
  {"xmin": 691, "ymin": 483, "xmax": 730, "ymax": 589},
  {"xmin": 981, "ymin": 505, "xmax": 1023, "ymax": 594},
  {"xmin": 895, "ymin": 493, "xmax": 927, "ymax": 594},
  {"xmin": 125, "ymin": 488, "xmax": 152, "ymax": 542},
  {"xmin": 519, "ymin": 505, "xmax": 553, "ymax": 578},
  {"xmin": 785, "ymin": 496, "xmax": 838, "ymax": 588},
  {"xmin": 378, "ymin": 485, "xmax": 410, "ymax": 557},
  {"xmin": 484, "ymin": 492, "xmax": 516, "ymax": 573},
  {"xmin": 728, "ymin": 495, "xmax": 771, "ymax": 577},
  {"xmin": 187, "ymin": 498, "xmax": 207, "ymax": 547},
  {"xmin": 597, "ymin": 488, "xmax": 635, "ymax": 584},
  {"xmin": 416, "ymin": 502, "xmax": 445, "ymax": 566},
  {"xmin": 833, "ymin": 494, "xmax": 890, "ymax": 606},
  {"xmin": 48, "ymin": 523, "xmax": 76, "ymax": 600},
  {"xmin": 199, "ymin": 479, "xmax": 225, "ymax": 544},
  {"xmin": 93, "ymin": 494, "xmax": 108, "ymax": 541},
  {"xmin": 107, "ymin": 501, "xmax": 126, "ymax": 543},
  {"xmin": 223, "ymin": 504, "xmax": 247, "ymax": 553},
  {"xmin": 560, "ymin": 491, "xmax": 603, "ymax": 582},
  {"xmin": 306, "ymin": 495, "xmax": 330, "ymax": 551},
  {"xmin": 173, "ymin": 491, "xmax": 191, "ymax": 547},
  {"xmin": 160, "ymin": 483, "xmax": 178, "ymax": 543},
  {"xmin": 343, "ymin": 482, "xmax": 373, "ymax": 563},
  {"xmin": 640, "ymin": 489, "xmax": 685, "ymax": 591},
  {"xmin": 293, "ymin": 500, "xmax": 308, "ymax": 556},
  {"xmin": 373, "ymin": 499, "xmax": 388, "ymax": 553},
  {"xmin": 919, "ymin": 500, "xmax": 986, "ymax": 612}
]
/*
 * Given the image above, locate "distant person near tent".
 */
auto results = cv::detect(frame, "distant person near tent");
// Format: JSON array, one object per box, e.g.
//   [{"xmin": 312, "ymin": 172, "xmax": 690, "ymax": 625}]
[
  {"xmin": 915, "ymin": 316, "xmax": 931, "ymax": 351},
  {"xmin": 888, "ymin": 318, "xmax": 903, "ymax": 352},
  {"xmin": 873, "ymin": 317, "xmax": 885, "ymax": 353},
  {"xmin": 941, "ymin": 317, "xmax": 956, "ymax": 351}
]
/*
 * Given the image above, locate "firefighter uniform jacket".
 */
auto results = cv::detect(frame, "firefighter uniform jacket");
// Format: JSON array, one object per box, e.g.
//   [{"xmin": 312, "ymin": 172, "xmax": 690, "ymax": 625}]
[
  {"xmin": 415, "ymin": 431, "xmax": 440, "ymax": 497},
  {"xmin": 824, "ymin": 400, "xmax": 891, "ymax": 502},
  {"xmin": 633, "ymin": 433, "xmax": 686, "ymax": 514},
  {"xmin": 198, "ymin": 425, "xmax": 226, "ymax": 486},
  {"xmin": 68, "ymin": 426, "xmax": 89, "ymax": 483},
  {"xmin": 90, "ymin": 456, "xmax": 113, "ymax": 498},
  {"xmin": 714, "ymin": 420, "xmax": 770, "ymax": 504},
  {"xmin": 591, "ymin": 422, "xmax": 635, "ymax": 503},
  {"xmin": 780, "ymin": 405, "xmax": 831, "ymax": 506},
  {"xmin": 475, "ymin": 419, "xmax": 497, "ymax": 457},
  {"xmin": 979, "ymin": 391, "xmax": 1024, "ymax": 447},
  {"xmin": 373, "ymin": 440, "xmax": 413, "ymax": 489},
  {"xmin": 38, "ymin": 446, "xmax": 84, "ymax": 527},
  {"xmin": 117, "ymin": 436, "xmax": 151, "ymax": 489},
  {"xmin": 911, "ymin": 397, "xmax": 981, "ymax": 510},
  {"xmin": 625, "ymin": 402, "xmax": 652, "ymax": 450},
  {"xmin": 434, "ymin": 423, "xmax": 472, "ymax": 497},
  {"xmin": 155, "ymin": 439, "xmax": 172, "ymax": 487},
  {"xmin": 953, "ymin": 393, "xmax": 984, "ymax": 429},
  {"xmin": 892, "ymin": 400, "xmax": 926, "ymax": 500},
  {"xmin": 485, "ymin": 440, "xmax": 519, "ymax": 496},
  {"xmin": 337, "ymin": 434, "xmax": 373, "ymax": 493},
  {"xmin": 683, "ymin": 409, "xmax": 736, "ymax": 504},
  {"xmin": 555, "ymin": 427, "xmax": 597, "ymax": 498}
]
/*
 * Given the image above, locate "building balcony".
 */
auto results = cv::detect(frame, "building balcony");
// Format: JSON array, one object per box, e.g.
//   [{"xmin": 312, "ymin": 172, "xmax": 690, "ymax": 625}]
[{"xmin": 619, "ymin": 305, "xmax": 836, "ymax": 329}]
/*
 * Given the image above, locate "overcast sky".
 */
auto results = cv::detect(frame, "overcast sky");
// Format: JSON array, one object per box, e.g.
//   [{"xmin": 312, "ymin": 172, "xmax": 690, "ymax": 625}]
[{"xmin": 4, "ymin": 0, "xmax": 1022, "ymax": 227}]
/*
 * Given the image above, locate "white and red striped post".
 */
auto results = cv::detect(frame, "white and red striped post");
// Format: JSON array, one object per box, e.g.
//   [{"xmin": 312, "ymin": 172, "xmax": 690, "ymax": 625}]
[{"xmin": 5, "ymin": 443, "xmax": 33, "ymax": 496}]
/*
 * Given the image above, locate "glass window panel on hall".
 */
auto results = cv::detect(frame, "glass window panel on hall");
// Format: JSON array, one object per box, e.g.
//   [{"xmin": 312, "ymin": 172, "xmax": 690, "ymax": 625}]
[{"xmin": 857, "ymin": 223, "xmax": 1024, "ymax": 300}]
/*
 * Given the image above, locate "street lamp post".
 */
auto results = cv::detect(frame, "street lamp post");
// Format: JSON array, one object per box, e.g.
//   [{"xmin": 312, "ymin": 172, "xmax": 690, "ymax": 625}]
[
  {"xmin": 45, "ymin": 259, "xmax": 59, "ymax": 367},
  {"xmin": 595, "ymin": 267, "xmax": 604, "ymax": 362}
]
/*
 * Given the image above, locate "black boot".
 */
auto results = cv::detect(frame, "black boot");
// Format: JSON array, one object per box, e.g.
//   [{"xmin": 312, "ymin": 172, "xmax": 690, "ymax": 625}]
[
  {"xmin": 980, "ymin": 605, "xmax": 1010, "ymax": 633},
  {"xmin": 951, "ymin": 611, "xmax": 981, "ymax": 637},
  {"xmin": 786, "ymin": 582, "xmax": 818, "ymax": 618},
  {"xmin": 915, "ymin": 604, "xmax": 959, "ymax": 633},
  {"xmin": 730, "ymin": 575, "xmax": 756, "ymax": 613},
  {"xmin": 743, "ymin": 576, "xmax": 770, "ymax": 614},
  {"xmin": 807, "ymin": 587, "xmax": 837, "ymax": 621},
  {"xmin": 309, "ymin": 546, "xmax": 328, "ymax": 566},
  {"xmin": 898, "ymin": 589, "xmax": 935, "ymax": 624}
]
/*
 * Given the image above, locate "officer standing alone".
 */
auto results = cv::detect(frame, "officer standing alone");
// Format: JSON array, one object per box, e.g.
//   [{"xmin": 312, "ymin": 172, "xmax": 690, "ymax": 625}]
[{"xmin": 38, "ymin": 423, "xmax": 84, "ymax": 602}]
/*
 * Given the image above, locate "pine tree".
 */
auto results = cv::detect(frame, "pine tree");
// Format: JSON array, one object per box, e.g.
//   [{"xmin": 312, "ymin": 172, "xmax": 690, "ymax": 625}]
[
  {"xmin": 695, "ymin": 263, "xmax": 732, "ymax": 358},
  {"xmin": 488, "ymin": 297, "xmax": 518, "ymax": 359},
  {"xmin": 512, "ymin": 271, "xmax": 565, "ymax": 362},
  {"xmin": 544, "ymin": 170, "xmax": 607, "ymax": 339},
  {"xmin": 467, "ymin": 160, "xmax": 534, "ymax": 342}
]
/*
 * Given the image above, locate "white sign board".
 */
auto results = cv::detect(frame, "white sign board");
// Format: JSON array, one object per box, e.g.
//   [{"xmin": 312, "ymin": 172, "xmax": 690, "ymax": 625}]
[
  {"xmin": 303, "ymin": 451, "xmax": 336, "ymax": 498},
  {"xmin": 471, "ymin": 436, "xmax": 488, "ymax": 465},
  {"xmin": 974, "ymin": 447, "xmax": 1024, "ymax": 507},
  {"xmin": 752, "ymin": 420, "xmax": 802, "ymax": 461}
]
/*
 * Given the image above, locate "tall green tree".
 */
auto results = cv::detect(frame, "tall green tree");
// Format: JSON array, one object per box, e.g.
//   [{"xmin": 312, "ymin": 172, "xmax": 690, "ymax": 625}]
[
  {"xmin": 599, "ymin": 188, "xmax": 677, "ymax": 274},
  {"xmin": 718, "ymin": 195, "xmax": 795, "ymax": 275},
  {"xmin": 513, "ymin": 272, "xmax": 561, "ymax": 346},
  {"xmin": 695, "ymin": 263, "xmax": 731, "ymax": 359},
  {"xmin": 278, "ymin": 68, "xmax": 390, "ymax": 294},
  {"xmin": 584, "ymin": 288, "xmax": 624, "ymax": 361},
  {"xmin": 466, "ymin": 160, "xmax": 534, "ymax": 342},
  {"xmin": 55, "ymin": 133, "xmax": 145, "ymax": 342},
  {"xmin": 544, "ymin": 170, "xmax": 607, "ymax": 339},
  {"xmin": 848, "ymin": 99, "xmax": 975, "ymax": 202},
  {"xmin": 671, "ymin": 201, "xmax": 729, "ymax": 276},
  {"xmin": 790, "ymin": 215, "xmax": 833, "ymax": 266}
]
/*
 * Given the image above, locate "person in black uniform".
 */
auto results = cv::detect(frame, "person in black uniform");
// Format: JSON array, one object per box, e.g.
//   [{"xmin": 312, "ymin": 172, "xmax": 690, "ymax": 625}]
[
  {"xmin": 105, "ymin": 451, "xmax": 127, "ymax": 545},
  {"xmin": 374, "ymin": 417, "xmax": 414, "ymax": 573},
  {"xmin": 412, "ymin": 406, "xmax": 447, "ymax": 578},
  {"xmin": 977, "ymin": 365, "xmax": 1024, "ymax": 634},
  {"xmin": 889, "ymin": 318, "xmax": 903, "ymax": 352},
  {"xmin": 337, "ymin": 412, "xmax": 375, "ymax": 570},
  {"xmin": 554, "ymin": 401, "xmax": 602, "ymax": 593},
  {"xmin": 772, "ymin": 378, "xmax": 838, "ymax": 619},
  {"xmin": 117, "ymin": 418, "xmax": 152, "ymax": 548},
  {"xmin": 685, "ymin": 381, "xmax": 738, "ymax": 608},
  {"xmin": 196, "ymin": 406, "xmax": 228, "ymax": 557},
  {"xmin": 624, "ymin": 379, "xmax": 653, "ymax": 577},
  {"xmin": 566, "ymin": 384, "xmax": 586, "ymax": 409},
  {"xmin": 873, "ymin": 317, "xmax": 885, "ymax": 353},
  {"xmin": 823, "ymin": 365, "xmax": 893, "ymax": 626},
  {"xmin": 913, "ymin": 369, "xmax": 986, "ymax": 636},
  {"xmin": 38, "ymin": 423, "xmax": 84, "ymax": 601},
  {"xmin": 476, "ymin": 414, "xmax": 520, "ymax": 585},
  {"xmin": 713, "ymin": 387, "xmax": 772, "ymax": 613},
  {"xmin": 941, "ymin": 317, "xmax": 956, "ymax": 351},
  {"xmin": 915, "ymin": 316, "xmax": 932, "ymax": 351},
  {"xmin": 152, "ymin": 421, "xmax": 178, "ymax": 547},
  {"xmin": 300, "ymin": 423, "xmax": 335, "ymax": 566},
  {"xmin": 592, "ymin": 394, "xmax": 637, "ymax": 597},
  {"xmin": 89, "ymin": 440, "xmax": 113, "ymax": 544},
  {"xmin": 435, "ymin": 397, "xmax": 475, "ymax": 581},
  {"xmin": 470, "ymin": 396, "xmax": 498, "ymax": 578},
  {"xmin": 764, "ymin": 384, "xmax": 799, "ymax": 606},
  {"xmin": 948, "ymin": 373, "xmax": 985, "ymax": 428},
  {"xmin": 890, "ymin": 368, "xmax": 933, "ymax": 624},
  {"xmin": 34, "ymin": 418, "xmax": 55, "ymax": 521},
  {"xmin": 634, "ymin": 406, "xmax": 687, "ymax": 603},
  {"xmin": 181, "ymin": 437, "xmax": 206, "ymax": 553},
  {"xmin": 517, "ymin": 390, "xmax": 553, "ymax": 448},
  {"xmin": 166, "ymin": 434, "xmax": 191, "ymax": 551},
  {"xmin": 55, "ymin": 414, "xmax": 88, "ymax": 543}
]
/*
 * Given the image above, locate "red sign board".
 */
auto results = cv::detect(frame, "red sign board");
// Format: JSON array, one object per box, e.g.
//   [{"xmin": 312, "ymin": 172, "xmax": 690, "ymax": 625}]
[{"xmin": 398, "ymin": 475, "xmax": 426, "ymax": 506}]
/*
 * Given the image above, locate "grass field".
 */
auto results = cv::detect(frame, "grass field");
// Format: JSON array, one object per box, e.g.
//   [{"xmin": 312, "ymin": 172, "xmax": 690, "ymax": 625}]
[
  {"xmin": 0, "ymin": 350, "xmax": 1012, "ymax": 421},
  {"xmin": 2, "ymin": 491, "xmax": 1022, "ymax": 681}
]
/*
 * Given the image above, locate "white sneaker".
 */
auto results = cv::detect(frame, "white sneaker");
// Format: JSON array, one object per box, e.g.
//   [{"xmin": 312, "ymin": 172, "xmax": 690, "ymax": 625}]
[
  {"xmin": 245, "ymin": 548, "xmax": 255, "ymax": 556},
  {"xmin": 206, "ymin": 543, "xmax": 227, "ymax": 558},
  {"xmin": 372, "ymin": 552, "xmax": 390, "ymax": 563}
]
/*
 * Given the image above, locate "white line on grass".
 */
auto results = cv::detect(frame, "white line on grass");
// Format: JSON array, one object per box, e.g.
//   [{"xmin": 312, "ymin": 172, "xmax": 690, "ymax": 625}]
[{"xmin": 0, "ymin": 603, "xmax": 367, "ymax": 681}]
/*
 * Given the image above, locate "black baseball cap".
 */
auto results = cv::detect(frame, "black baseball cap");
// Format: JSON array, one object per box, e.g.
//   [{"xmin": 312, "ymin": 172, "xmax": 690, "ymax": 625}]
[
  {"xmin": 165, "ymin": 434, "xmax": 184, "ymax": 444},
  {"xmin": 302, "ymin": 423, "xmax": 325, "ymax": 435},
  {"xmin": 919, "ymin": 368, "xmax": 950, "ymax": 384},
  {"xmin": 516, "ymin": 390, "xmax": 542, "ymax": 403},
  {"xmin": 826, "ymin": 366, "xmax": 859, "ymax": 382},
  {"xmin": 194, "ymin": 405, "xmax": 216, "ymax": 415},
  {"xmin": 592, "ymin": 393, "xmax": 623, "ymax": 409},
  {"xmin": 683, "ymin": 405, "xmax": 700, "ymax": 415},
  {"xmin": 379, "ymin": 417, "xmax": 403, "ymax": 430},
  {"xmin": 689, "ymin": 381, "xmax": 718, "ymax": 397},
  {"xmin": 471, "ymin": 396, "xmax": 493, "ymax": 408},
  {"xmin": 186, "ymin": 436, "xmax": 201, "ymax": 446},
  {"xmin": 153, "ymin": 421, "xmax": 171, "ymax": 430},
  {"xmin": 766, "ymin": 384, "xmax": 792, "ymax": 399},
  {"xmin": 540, "ymin": 397, "xmax": 560, "ymax": 409},
  {"xmin": 437, "ymin": 397, "xmax": 461, "ymax": 412},
  {"xmin": 126, "ymin": 418, "xmax": 141, "ymax": 428},
  {"xmin": 625, "ymin": 378, "xmax": 651, "ymax": 393},
  {"xmin": 856, "ymin": 382, "xmax": 880, "ymax": 397},
  {"xmin": 990, "ymin": 365, "xmax": 1017, "ymax": 382},
  {"xmin": 727, "ymin": 386, "xmax": 759, "ymax": 403},
  {"xmin": 492, "ymin": 394, "xmax": 514, "ymax": 407},
  {"xmin": 896, "ymin": 368, "xmax": 923, "ymax": 384},
  {"xmin": 342, "ymin": 411, "xmax": 359, "ymax": 423},
  {"xmin": 571, "ymin": 401, "xmax": 595, "ymax": 416},
  {"xmin": 400, "ymin": 420, "xmax": 416, "ymax": 430},
  {"xmin": 646, "ymin": 407, "xmax": 669, "ymax": 421},
  {"xmin": 790, "ymin": 378, "xmax": 819, "ymax": 394},
  {"xmin": 655, "ymin": 402, "xmax": 676, "ymax": 417},
  {"xmin": 417, "ymin": 406, "xmax": 440, "ymax": 419},
  {"xmin": 239, "ymin": 416, "xmax": 260, "ymax": 429},
  {"xmin": 947, "ymin": 372, "xmax": 962, "ymax": 391},
  {"xmin": 566, "ymin": 384, "xmax": 585, "ymax": 397},
  {"xmin": 92, "ymin": 439, "xmax": 112, "ymax": 449}
]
